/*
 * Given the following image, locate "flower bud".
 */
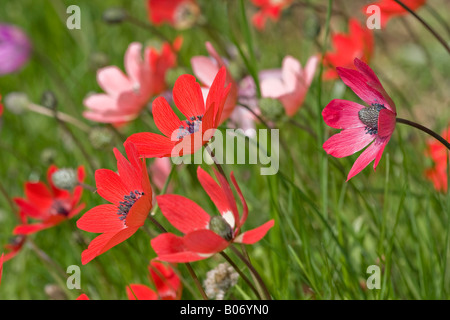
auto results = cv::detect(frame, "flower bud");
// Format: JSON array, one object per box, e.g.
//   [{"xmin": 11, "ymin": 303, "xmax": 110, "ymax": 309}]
[
  {"xmin": 209, "ymin": 216, "xmax": 233, "ymax": 241},
  {"xmin": 258, "ymin": 97, "xmax": 285, "ymax": 121},
  {"xmin": 89, "ymin": 126, "xmax": 114, "ymax": 149},
  {"xmin": 41, "ymin": 91, "xmax": 57, "ymax": 110},
  {"xmin": 51, "ymin": 168, "xmax": 78, "ymax": 190},
  {"xmin": 102, "ymin": 8, "xmax": 127, "ymax": 24},
  {"xmin": 4, "ymin": 92, "xmax": 29, "ymax": 115}
]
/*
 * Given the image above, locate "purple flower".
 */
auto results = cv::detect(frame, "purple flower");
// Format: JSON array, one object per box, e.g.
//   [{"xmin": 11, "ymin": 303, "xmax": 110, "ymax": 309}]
[{"xmin": 0, "ymin": 24, "xmax": 31, "ymax": 75}]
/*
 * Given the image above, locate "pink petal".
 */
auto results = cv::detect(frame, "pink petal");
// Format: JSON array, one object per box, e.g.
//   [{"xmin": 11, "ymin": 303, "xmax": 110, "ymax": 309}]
[
  {"xmin": 377, "ymin": 108, "xmax": 396, "ymax": 138},
  {"xmin": 346, "ymin": 139, "xmax": 384, "ymax": 181},
  {"xmin": 322, "ymin": 99, "xmax": 365, "ymax": 129},
  {"xmin": 124, "ymin": 42, "xmax": 143, "ymax": 86},
  {"xmin": 323, "ymin": 127, "xmax": 375, "ymax": 158},
  {"xmin": 191, "ymin": 56, "xmax": 218, "ymax": 87},
  {"xmin": 97, "ymin": 66, "xmax": 133, "ymax": 97}
]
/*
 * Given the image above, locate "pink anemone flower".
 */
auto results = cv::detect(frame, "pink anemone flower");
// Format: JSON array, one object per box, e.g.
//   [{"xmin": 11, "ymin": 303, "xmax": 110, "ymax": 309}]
[
  {"xmin": 259, "ymin": 55, "xmax": 318, "ymax": 117},
  {"xmin": 322, "ymin": 58, "xmax": 397, "ymax": 181},
  {"xmin": 83, "ymin": 40, "xmax": 180, "ymax": 125},
  {"xmin": 151, "ymin": 167, "xmax": 275, "ymax": 263}
]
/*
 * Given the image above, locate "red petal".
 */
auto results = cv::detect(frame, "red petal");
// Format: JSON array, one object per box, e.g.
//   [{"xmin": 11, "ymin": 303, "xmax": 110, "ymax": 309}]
[
  {"xmin": 377, "ymin": 108, "xmax": 396, "ymax": 138},
  {"xmin": 81, "ymin": 227, "xmax": 138, "ymax": 264},
  {"xmin": 127, "ymin": 284, "xmax": 158, "ymax": 300},
  {"xmin": 234, "ymin": 220, "xmax": 275, "ymax": 244},
  {"xmin": 113, "ymin": 147, "xmax": 141, "ymax": 192},
  {"xmin": 24, "ymin": 182, "xmax": 53, "ymax": 211},
  {"xmin": 126, "ymin": 132, "xmax": 176, "ymax": 158},
  {"xmin": 149, "ymin": 261, "xmax": 181, "ymax": 299},
  {"xmin": 76, "ymin": 294, "xmax": 90, "ymax": 300},
  {"xmin": 184, "ymin": 229, "xmax": 229, "ymax": 253},
  {"xmin": 197, "ymin": 167, "xmax": 232, "ymax": 216},
  {"xmin": 156, "ymin": 194, "xmax": 210, "ymax": 233},
  {"xmin": 95, "ymin": 169, "xmax": 130, "ymax": 205},
  {"xmin": 172, "ymin": 74, "xmax": 205, "ymax": 119},
  {"xmin": 76, "ymin": 204, "xmax": 124, "ymax": 233},
  {"xmin": 125, "ymin": 195, "xmax": 152, "ymax": 227},
  {"xmin": 152, "ymin": 97, "xmax": 183, "ymax": 138},
  {"xmin": 14, "ymin": 198, "xmax": 45, "ymax": 220}
]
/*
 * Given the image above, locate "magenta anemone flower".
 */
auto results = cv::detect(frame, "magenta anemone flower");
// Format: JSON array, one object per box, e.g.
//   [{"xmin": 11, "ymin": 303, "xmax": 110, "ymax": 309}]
[
  {"xmin": 322, "ymin": 58, "xmax": 397, "ymax": 180},
  {"xmin": 0, "ymin": 24, "xmax": 31, "ymax": 75}
]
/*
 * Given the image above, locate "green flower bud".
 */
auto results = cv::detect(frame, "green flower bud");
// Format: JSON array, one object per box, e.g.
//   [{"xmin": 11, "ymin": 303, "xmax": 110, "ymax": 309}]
[
  {"xmin": 89, "ymin": 126, "xmax": 114, "ymax": 149},
  {"xmin": 4, "ymin": 92, "xmax": 29, "ymax": 115},
  {"xmin": 258, "ymin": 97, "xmax": 285, "ymax": 121},
  {"xmin": 209, "ymin": 216, "xmax": 233, "ymax": 241},
  {"xmin": 102, "ymin": 8, "xmax": 127, "ymax": 24},
  {"xmin": 51, "ymin": 168, "xmax": 78, "ymax": 190}
]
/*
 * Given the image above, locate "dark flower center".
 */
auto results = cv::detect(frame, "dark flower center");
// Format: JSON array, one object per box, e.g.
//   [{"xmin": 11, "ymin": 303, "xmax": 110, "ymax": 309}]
[
  {"xmin": 358, "ymin": 103, "xmax": 386, "ymax": 135},
  {"xmin": 176, "ymin": 115, "xmax": 203, "ymax": 139},
  {"xmin": 117, "ymin": 190, "xmax": 144, "ymax": 221},
  {"xmin": 209, "ymin": 216, "xmax": 233, "ymax": 241},
  {"xmin": 50, "ymin": 200, "xmax": 71, "ymax": 216}
]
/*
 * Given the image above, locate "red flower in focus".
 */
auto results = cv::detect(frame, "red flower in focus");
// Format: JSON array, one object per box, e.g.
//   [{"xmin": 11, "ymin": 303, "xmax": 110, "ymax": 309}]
[
  {"xmin": 127, "ymin": 261, "xmax": 182, "ymax": 300},
  {"xmin": 147, "ymin": 0, "xmax": 200, "ymax": 29},
  {"xmin": 151, "ymin": 167, "xmax": 275, "ymax": 263},
  {"xmin": 83, "ymin": 39, "xmax": 181, "ymax": 125},
  {"xmin": 191, "ymin": 42, "xmax": 239, "ymax": 124},
  {"xmin": 126, "ymin": 67, "xmax": 230, "ymax": 158},
  {"xmin": 425, "ymin": 126, "xmax": 450, "ymax": 192},
  {"xmin": 323, "ymin": 19, "xmax": 374, "ymax": 80},
  {"xmin": 77, "ymin": 142, "xmax": 153, "ymax": 265},
  {"xmin": 363, "ymin": 0, "xmax": 426, "ymax": 28},
  {"xmin": 251, "ymin": 0, "xmax": 293, "ymax": 30},
  {"xmin": 322, "ymin": 58, "xmax": 397, "ymax": 181},
  {"xmin": 13, "ymin": 165, "xmax": 85, "ymax": 235}
]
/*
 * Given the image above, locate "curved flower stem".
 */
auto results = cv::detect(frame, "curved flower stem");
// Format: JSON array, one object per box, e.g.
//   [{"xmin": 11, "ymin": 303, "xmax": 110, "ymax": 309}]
[
  {"xmin": 230, "ymin": 245, "xmax": 272, "ymax": 300},
  {"xmin": 393, "ymin": 0, "xmax": 450, "ymax": 54},
  {"xmin": 27, "ymin": 103, "xmax": 90, "ymax": 132},
  {"xmin": 396, "ymin": 118, "xmax": 450, "ymax": 150},
  {"xmin": 219, "ymin": 251, "xmax": 262, "ymax": 300}
]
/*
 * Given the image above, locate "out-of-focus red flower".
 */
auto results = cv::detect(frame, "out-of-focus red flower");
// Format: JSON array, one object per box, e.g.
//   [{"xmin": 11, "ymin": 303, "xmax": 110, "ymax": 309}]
[
  {"xmin": 191, "ymin": 42, "xmax": 238, "ymax": 124},
  {"xmin": 127, "ymin": 261, "xmax": 182, "ymax": 300},
  {"xmin": 251, "ymin": 0, "xmax": 293, "ymax": 30},
  {"xmin": 425, "ymin": 126, "xmax": 450, "ymax": 192},
  {"xmin": 0, "ymin": 95, "xmax": 3, "ymax": 116},
  {"xmin": 323, "ymin": 19, "xmax": 374, "ymax": 80},
  {"xmin": 151, "ymin": 167, "xmax": 275, "ymax": 263},
  {"xmin": 76, "ymin": 293, "xmax": 90, "ymax": 300},
  {"xmin": 13, "ymin": 165, "xmax": 85, "ymax": 235},
  {"xmin": 363, "ymin": 0, "xmax": 426, "ymax": 28},
  {"xmin": 77, "ymin": 142, "xmax": 153, "ymax": 265},
  {"xmin": 83, "ymin": 39, "xmax": 182, "ymax": 125},
  {"xmin": 322, "ymin": 58, "xmax": 397, "ymax": 181},
  {"xmin": 0, "ymin": 253, "xmax": 4, "ymax": 286},
  {"xmin": 147, "ymin": 0, "xmax": 200, "ymax": 29},
  {"xmin": 126, "ymin": 67, "xmax": 231, "ymax": 158}
]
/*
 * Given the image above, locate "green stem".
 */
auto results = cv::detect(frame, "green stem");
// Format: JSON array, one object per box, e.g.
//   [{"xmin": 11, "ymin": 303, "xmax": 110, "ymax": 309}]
[{"xmin": 393, "ymin": 0, "xmax": 450, "ymax": 54}]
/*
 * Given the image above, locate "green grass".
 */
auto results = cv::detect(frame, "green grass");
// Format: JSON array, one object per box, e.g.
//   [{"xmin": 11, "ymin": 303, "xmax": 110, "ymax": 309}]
[{"xmin": 0, "ymin": 0, "xmax": 450, "ymax": 300}]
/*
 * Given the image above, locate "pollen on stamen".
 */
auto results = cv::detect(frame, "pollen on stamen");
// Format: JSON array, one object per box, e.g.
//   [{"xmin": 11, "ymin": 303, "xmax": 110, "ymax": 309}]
[
  {"xmin": 176, "ymin": 115, "xmax": 203, "ymax": 139},
  {"xmin": 358, "ymin": 103, "xmax": 386, "ymax": 135},
  {"xmin": 117, "ymin": 190, "xmax": 144, "ymax": 221}
]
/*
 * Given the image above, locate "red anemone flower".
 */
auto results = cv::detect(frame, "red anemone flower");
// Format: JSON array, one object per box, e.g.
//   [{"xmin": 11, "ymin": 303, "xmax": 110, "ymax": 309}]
[
  {"xmin": 322, "ymin": 58, "xmax": 397, "ymax": 181},
  {"xmin": 126, "ymin": 66, "xmax": 230, "ymax": 158},
  {"xmin": 323, "ymin": 19, "xmax": 374, "ymax": 80},
  {"xmin": 76, "ymin": 294, "xmax": 90, "ymax": 300},
  {"xmin": 13, "ymin": 165, "xmax": 85, "ymax": 235},
  {"xmin": 425, "ymin": 125, "xmax": 450, "ymax": 192},
  {"xmin": 147, "ymin": 0, "xmax": 200, "ymax": 29},
  {"xmin": 151, "ymin": 167, "xmax": 275, "ymax": 263},
  {"xmin": 251, "ymin": 0, "xmax": 293, "ymax": 30},
  {"xmin": 77, "ymin": 142, "xmax": 153, "ymax": 265},
  {"xmin": 127, "ymin": 261, "xmax": 182, "ymax": 300},
  {"xmin": 0, "ymin": 95, "xmax": 3, "ymax": 116},
  {"xmin": 363, "ymin": 0, "xmax": 426, "ymax": 28}
]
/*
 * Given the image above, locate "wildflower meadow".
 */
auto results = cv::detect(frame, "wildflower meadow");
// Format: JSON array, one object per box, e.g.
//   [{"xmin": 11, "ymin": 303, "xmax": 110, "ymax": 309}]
[{"xmin": 1, "ymin": 0, "xmax": 450, "ymax": 306}]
